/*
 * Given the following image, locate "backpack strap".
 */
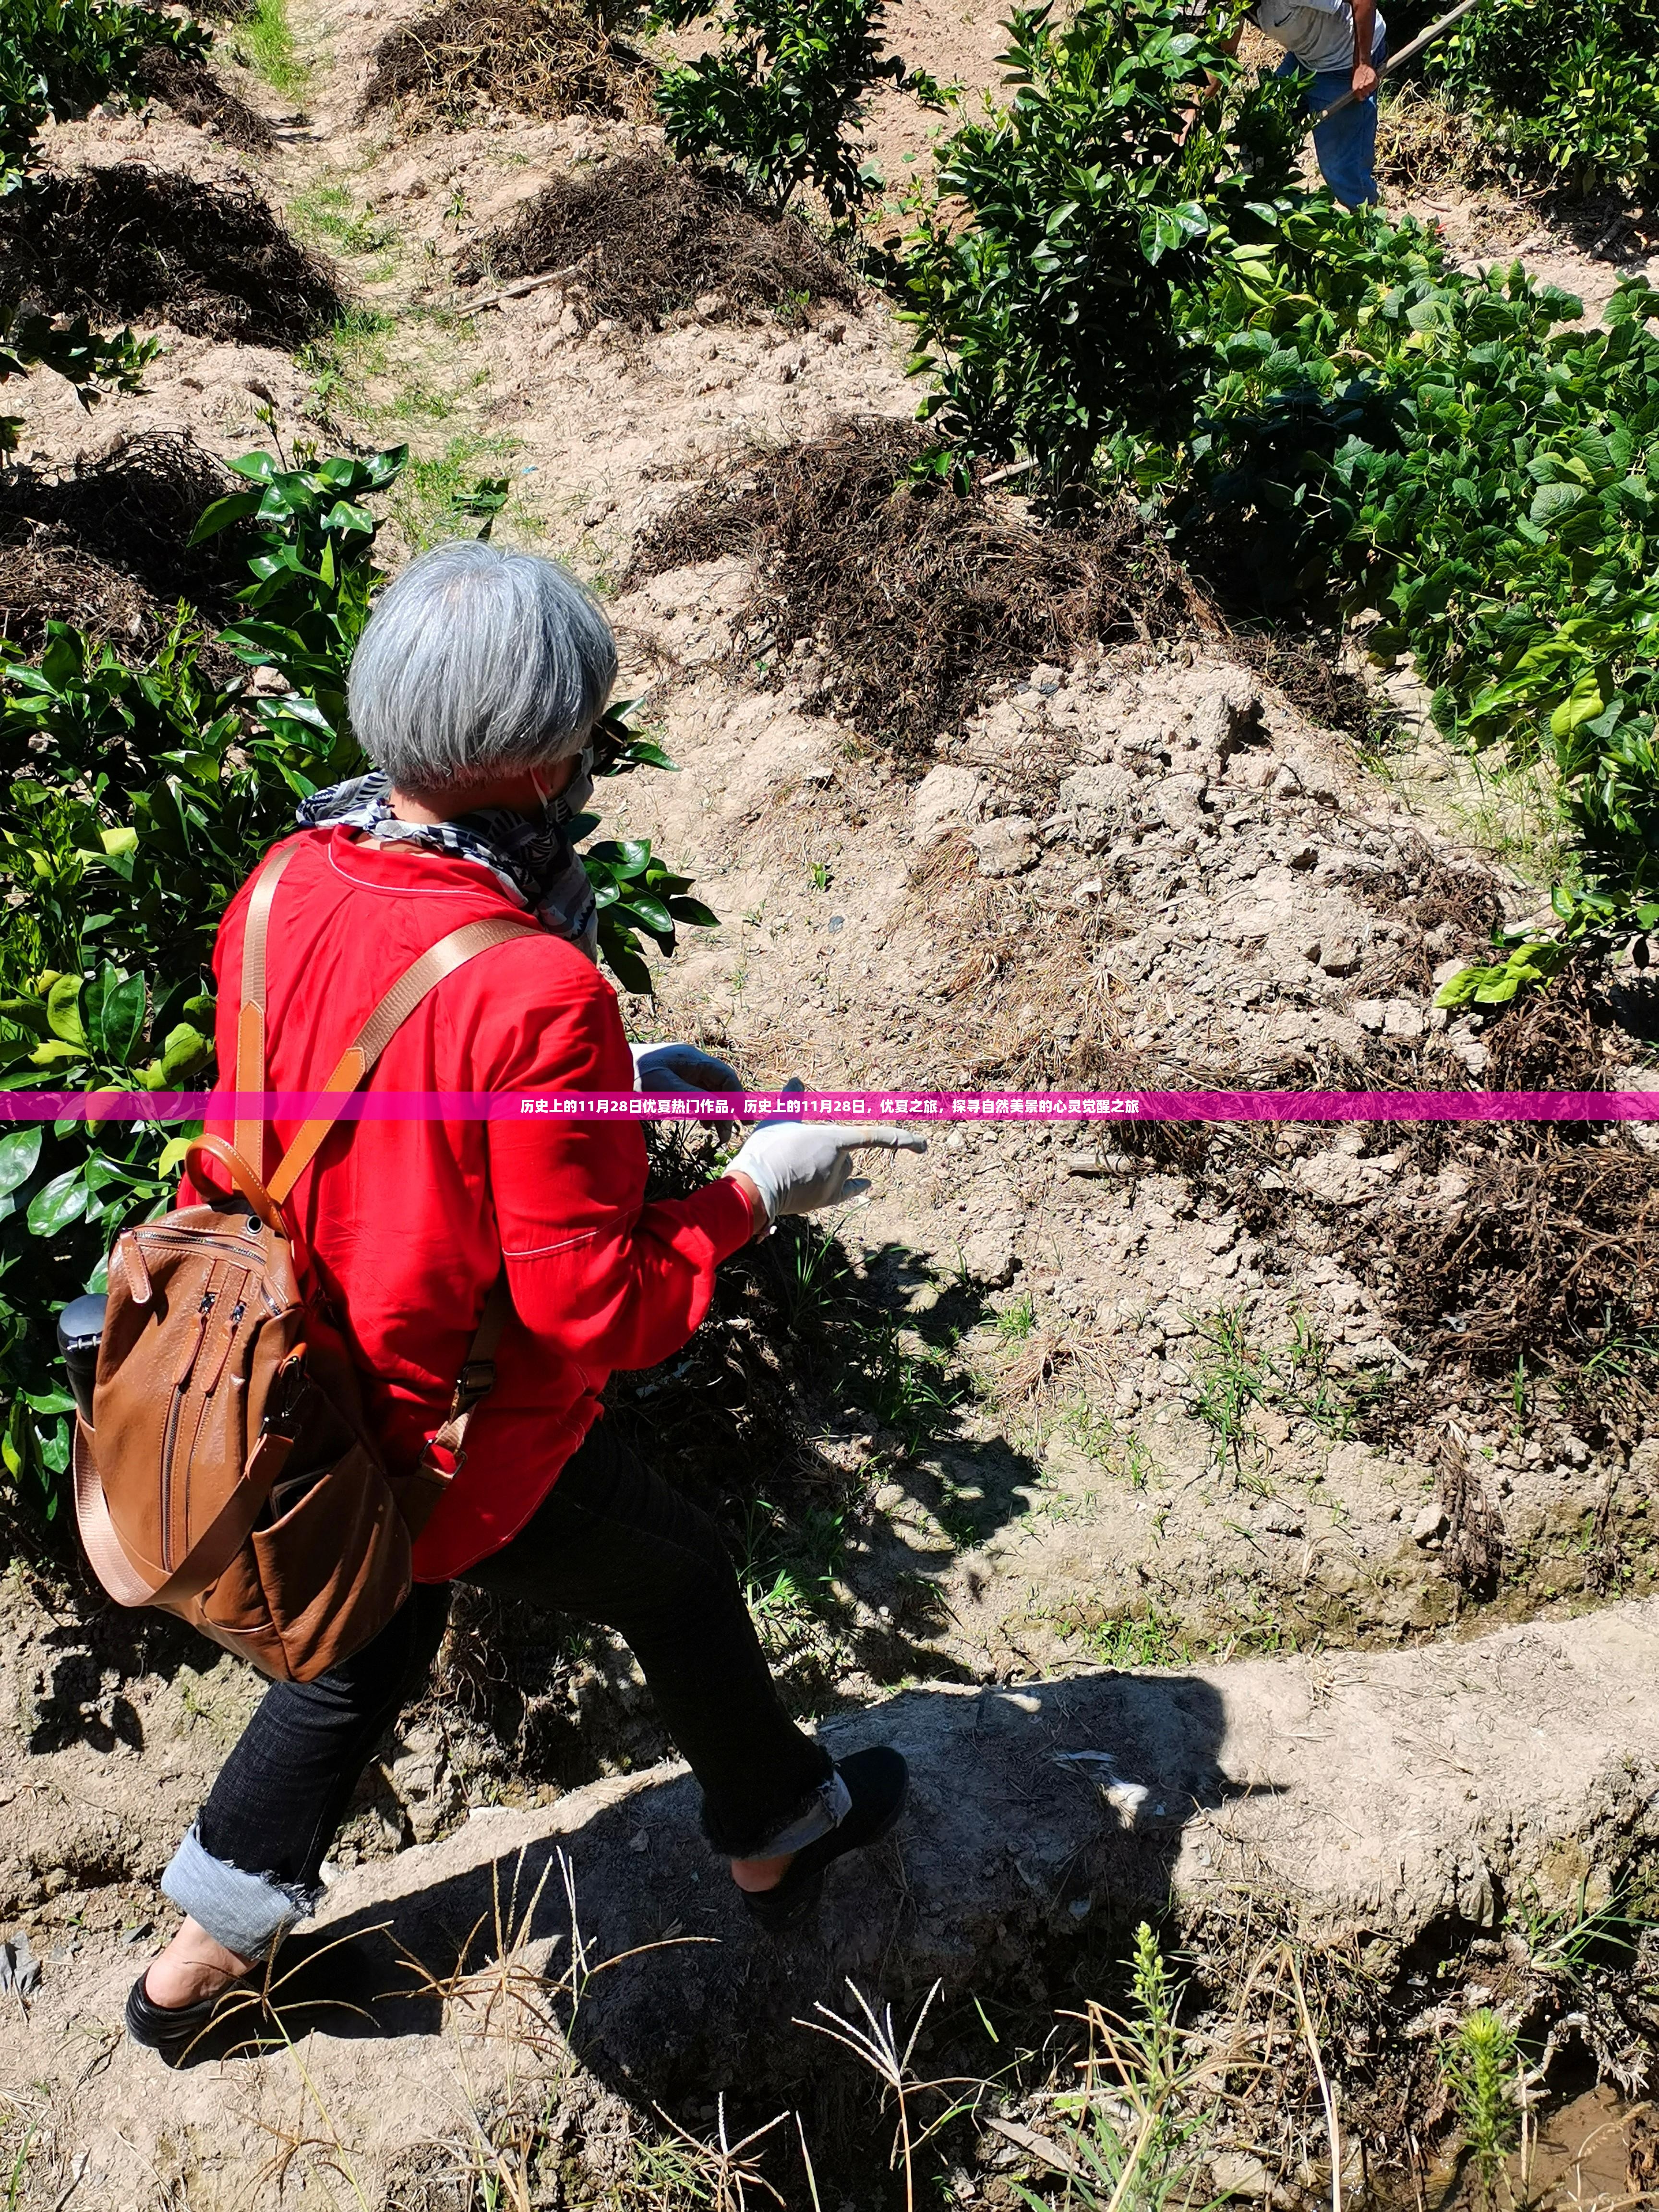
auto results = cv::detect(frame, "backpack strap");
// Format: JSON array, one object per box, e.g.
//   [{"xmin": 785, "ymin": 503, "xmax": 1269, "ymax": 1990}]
[
  {"xmin": 74, "ymin": 1416, "xmax": 294, "ymax": 1608},
  {"xmin": 234, "ymin": 841, "xmax": 305, "ymax": 1178},
  {"xmin": 224, "ymin": 846, "xmax": 542, "ymax": 1490},
  {"xmin": 265, "ymin": 912, "xmax": 538, "ymax": 1205},
  {"xmin": 419, "ymin": 1272, "xmax": 513, "ymax": 1479}
]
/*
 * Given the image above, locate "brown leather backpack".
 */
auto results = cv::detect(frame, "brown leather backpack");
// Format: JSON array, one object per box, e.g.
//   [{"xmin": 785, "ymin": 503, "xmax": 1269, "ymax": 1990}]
[{"xmin": 72, "ymin": 841, "xmax": 539, "ymax": 1683}]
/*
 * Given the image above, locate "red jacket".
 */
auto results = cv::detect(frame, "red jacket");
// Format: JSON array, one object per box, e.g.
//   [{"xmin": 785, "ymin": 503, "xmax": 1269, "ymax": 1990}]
[{"xmin": 182, "ymin": 827, "xmax": 753, "ymax": 1580}]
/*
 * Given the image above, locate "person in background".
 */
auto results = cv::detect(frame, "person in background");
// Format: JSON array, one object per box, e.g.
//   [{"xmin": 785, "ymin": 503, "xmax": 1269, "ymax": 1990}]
[
  {"xmin": 124, "ymin": 540, "xmax": 923, "ymax": 2065},
  {"xmin": 1246, "ymin": 0, "xmax": 1386, "ymax": 208}
]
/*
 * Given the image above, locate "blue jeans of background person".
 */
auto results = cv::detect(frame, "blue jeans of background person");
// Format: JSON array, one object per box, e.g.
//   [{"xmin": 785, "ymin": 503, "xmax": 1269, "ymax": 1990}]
[{"xmin": 1276, "ymin": 37, "xmax": 1386, "ymax": 208}]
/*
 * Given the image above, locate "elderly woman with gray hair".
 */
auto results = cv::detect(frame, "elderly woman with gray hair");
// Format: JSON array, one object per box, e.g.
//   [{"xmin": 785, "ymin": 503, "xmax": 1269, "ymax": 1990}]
[{"xmin": 126, "ymin": 541, "xmax": 919, "ymax": 2063}]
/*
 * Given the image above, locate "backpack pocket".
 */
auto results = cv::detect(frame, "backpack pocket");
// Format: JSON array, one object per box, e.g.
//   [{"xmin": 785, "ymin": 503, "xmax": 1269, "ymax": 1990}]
[{"xmin": 246, "ymin": 1435, "xmax": 413, "ymax": 1680}]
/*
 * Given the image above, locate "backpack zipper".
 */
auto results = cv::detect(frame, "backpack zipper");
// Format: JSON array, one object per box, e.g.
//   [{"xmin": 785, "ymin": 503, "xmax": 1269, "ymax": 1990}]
[
  {"xmin": 135, "ymin": 1229, "xmax": 289, "ymax": 1319},
  {"xmin": 160, "ymin": 1281, "xmax": 219, "ymax": 1571}
]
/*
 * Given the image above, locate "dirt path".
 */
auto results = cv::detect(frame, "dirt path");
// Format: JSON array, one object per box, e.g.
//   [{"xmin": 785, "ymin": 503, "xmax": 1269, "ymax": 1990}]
[{"xmin": 4, "ymin": 1601, "xmax": 1657, "ymax": 2207}]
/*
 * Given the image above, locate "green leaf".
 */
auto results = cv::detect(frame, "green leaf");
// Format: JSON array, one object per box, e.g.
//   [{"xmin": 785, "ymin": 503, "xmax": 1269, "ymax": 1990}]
[
  {"xmin": 617, "ymin": 890, "xmax": 674, "ymax": 935},
  {"xmin": 1528, "ymin": 481, "xmax": 1589, "ymax": 527},
  {"xmin": 45, "ymin": 975, "xmax": 85, "ymax": 1047},
  {"xmin": 158, "ymin": 1024, "xmax": 213, "ymax": 1079},
  {"xmin": 99, "ymin": 974, "xmax": 148, "ymax": 1065},
  {"xmin": 26, "ymin": 1167, "xmax": 87, "ymax": 1238},
  {"xmin": 1550, "ymin": 674, "xmax": 1607, "ymax": 740},
  {"xmin": 0, "ymin": 1127, "xmax": 42, "ymax": 1198},
  {"xmin": 187, "ymin": 488, "xmax": 265, "ymax": 545}
]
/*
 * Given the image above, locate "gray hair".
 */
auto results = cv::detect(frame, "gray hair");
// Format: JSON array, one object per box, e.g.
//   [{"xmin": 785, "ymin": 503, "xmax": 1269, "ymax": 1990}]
[{"xmin": 348, "ymin": 539, "xmax": 617, "ymax": 800}]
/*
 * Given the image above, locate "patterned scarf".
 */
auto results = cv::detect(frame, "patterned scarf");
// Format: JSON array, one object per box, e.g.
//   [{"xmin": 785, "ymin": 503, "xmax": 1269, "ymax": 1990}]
[{"xmin": 296, "ymin": 759, "xmax": 598, "ymax": 960}]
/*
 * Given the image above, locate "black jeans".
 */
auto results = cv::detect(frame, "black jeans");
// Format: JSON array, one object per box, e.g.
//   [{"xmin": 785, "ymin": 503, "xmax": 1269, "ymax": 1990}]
[{"xmin": 192, "ymin": 1421, "xmax": 833, "ymax": 1920}]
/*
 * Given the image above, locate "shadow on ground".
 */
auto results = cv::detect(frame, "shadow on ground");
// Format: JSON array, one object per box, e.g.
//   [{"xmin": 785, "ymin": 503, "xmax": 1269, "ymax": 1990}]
[{"xmin": 198, "ymin": 1668, "xmax": 1270, "ymax": 2135}]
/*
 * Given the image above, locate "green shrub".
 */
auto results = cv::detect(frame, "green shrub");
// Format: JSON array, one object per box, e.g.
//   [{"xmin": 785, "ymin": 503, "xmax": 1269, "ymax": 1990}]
[
  {"xmin": 897, "ymin": 0, "xmax": 1303, "ymax": 495},
  {"xmin": 654, "ymin": 0, "xmax": 941, "ymax": 218},
  {"xmin": 0, "ymin": 0, "xmax": 205, "ymax": 150},
  {"xmin": 0, "ymin": 450, "xmax": 715, "ymax": 1527},
  {"xmin": 0, "ymin": 0, "xmax": 209, "ymax": 446},
  {"xmin": 1169, "ymin": 207, "xmax": 1659, "ymax": 946},
  {"xmin": 1423, "ymin": 0, "xmax": 1659, "ymax": 195}
]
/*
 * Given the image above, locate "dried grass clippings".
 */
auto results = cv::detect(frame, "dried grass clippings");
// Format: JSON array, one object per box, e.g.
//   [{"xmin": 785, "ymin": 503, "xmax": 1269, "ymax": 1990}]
[
  {"xmin": 134, "ymin": 45, "xmax": 277, "ymax": 153},
  {"xmin": 459, "ymin": 152, "xmax": 855, "ymax": 330},
  {"xmin": 625, "ymin": 417, "xmax": 1213, "ymax": 755},
  {"xmin": 0, "ymin": 165, "xmax": 341, "ymax": 346},
  {"xmin": 362, "ymin": 0, "xmax": 646, "ymax": 130},
  {"xmin": 0, "ymin": 432, "xmax": 250, "ymax": 661}
]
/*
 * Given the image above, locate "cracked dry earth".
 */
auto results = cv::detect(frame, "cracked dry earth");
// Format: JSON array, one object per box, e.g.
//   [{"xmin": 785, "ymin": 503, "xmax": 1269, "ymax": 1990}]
[{"xmin": 3, "ymin": 0, "xmax": 1659, "ymax": 2201}]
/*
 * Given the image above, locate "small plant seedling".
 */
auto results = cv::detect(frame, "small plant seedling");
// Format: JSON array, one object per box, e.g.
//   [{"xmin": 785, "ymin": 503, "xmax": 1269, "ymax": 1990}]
[{"xmin": 1440, "ymin": 2009, "xmax": 1519, "ymax": 2201}]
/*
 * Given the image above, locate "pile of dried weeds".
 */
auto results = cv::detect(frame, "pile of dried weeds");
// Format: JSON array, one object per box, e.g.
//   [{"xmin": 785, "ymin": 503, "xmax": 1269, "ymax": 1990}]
[
  {"xmin": 460, "ymin": 152, "xmax": 854, "ymax": 329},
  {"xmin": 0, "ymin": 433, "xmax": 249, "ymax": 659},
  {"xmin": 134, "ymin": 46, "xmax": 276, "ymax": 153},
  {"xmin": 1389, "ymin": 1139, "xmax": 1659, "ymax": 1383},
  {"xmin": 362, "ymin": 0, "xmax": 644, "ymax": 128},
  {"xmin": 626, "ymin": 418, "xmax": 1210, "ymax": 753},
  {"xmin": 1226, "ymin": 624, "xmax": 1397, "ymax": 751},
  {"xmin": 0, "ymin": 167, "xmax": 339, "ymax": 346}
]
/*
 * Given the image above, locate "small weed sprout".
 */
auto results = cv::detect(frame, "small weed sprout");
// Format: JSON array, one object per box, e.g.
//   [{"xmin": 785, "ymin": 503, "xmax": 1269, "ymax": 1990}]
[
  {"xmin": 802, "ymin": 1979, "xmax": 944, "ymax": 2212},
  {"xmin": 1440, "ymin": 2010, "xmax": 1519, "ymax": 2201},
  {"xmin": 1187, "ymin": 1306, "xmax": 1358, "ymax": 1482},
  {"xmin": 1032, "ymin": 1922, "xmax": 1230, "ymax": 2212}
]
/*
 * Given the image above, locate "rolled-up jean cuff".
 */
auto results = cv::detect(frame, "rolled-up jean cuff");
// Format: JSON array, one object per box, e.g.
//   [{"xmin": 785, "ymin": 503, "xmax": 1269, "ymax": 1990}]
[
  {"xmin": 751, "ymin": 1770, "xmax": 853, "ymax": 1857},
  {"xmin": 160, "ymin": 1825, "xmax": 321, "ymax": 1960}
]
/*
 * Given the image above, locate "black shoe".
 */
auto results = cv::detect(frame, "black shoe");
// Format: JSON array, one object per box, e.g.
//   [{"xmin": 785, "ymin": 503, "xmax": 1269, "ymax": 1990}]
[
  {"xmin": 743, "ymin": 1745, "xmax": 909, "ymax": 1936},
  {"xmin": 125, "ymin": 1965, "xmax": 255, "ymax": 2068}
]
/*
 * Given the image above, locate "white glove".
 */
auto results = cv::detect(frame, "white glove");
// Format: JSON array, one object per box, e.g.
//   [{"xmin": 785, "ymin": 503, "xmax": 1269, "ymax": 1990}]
[
  {"xmin": 723, "ymin": 1121, "xmax": 926, "ymax": 1223},
  {"xmin": 631, "ymin": 1041, "xmax": 743, "ymax": 1094}
]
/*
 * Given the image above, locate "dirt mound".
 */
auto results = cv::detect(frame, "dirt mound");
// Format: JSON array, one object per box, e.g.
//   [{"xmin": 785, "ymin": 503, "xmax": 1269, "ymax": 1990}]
[
  {"xmin": 361, "ymin": 0, "xmax": 645, "ymax": 129},
  {"xmin": 625, "ymin": 418, "xmax": 1212, "ymax": 754},
  {"xmin": 0, "ymin": 432, "xmax": 249, "ymax": 659},
  {"xmin": 460, "ymin": 151, "xmax": 855, "ymax": 330},
  {"xmin": 133, "ymin": 45, "xmax": 277, "ymax": 153},
  {"xmin": 0, "ymin": 166, "xmax": 341, "ymax": 346}
]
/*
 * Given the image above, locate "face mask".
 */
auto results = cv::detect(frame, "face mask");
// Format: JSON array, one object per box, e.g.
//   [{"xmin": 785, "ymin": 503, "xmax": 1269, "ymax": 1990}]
[{"xmin": 532, "ymin": 745, "xmax": 595, "ymax": 829}]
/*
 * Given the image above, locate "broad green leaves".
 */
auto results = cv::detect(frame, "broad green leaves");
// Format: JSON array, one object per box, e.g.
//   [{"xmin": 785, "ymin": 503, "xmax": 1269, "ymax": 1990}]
[
  {"xmin": 1433, "ymin": 940, "xmax": 1573, "ymax": 1009},
  {"xmin": 579, "ymin": 830, "xmax": 718, "ymax": 996}
]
